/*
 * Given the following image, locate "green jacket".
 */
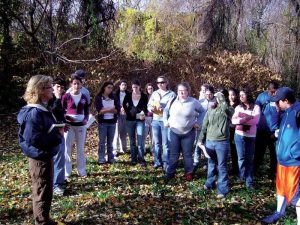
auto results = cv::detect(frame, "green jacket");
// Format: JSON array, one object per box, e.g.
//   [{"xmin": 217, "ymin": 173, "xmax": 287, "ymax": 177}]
[{"xmin": 199, "ymin": 93, "xmax": 234, "ymax": 143}]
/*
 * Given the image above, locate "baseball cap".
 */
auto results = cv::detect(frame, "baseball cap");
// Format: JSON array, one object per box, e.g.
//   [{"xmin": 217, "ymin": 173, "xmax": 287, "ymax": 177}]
[
  {"xmin": 271, "ymin": 87, "xmax": 294, "ymax": 102},
  {"xmin": 74, "ymin": 69, "xmax": 86, "ymax": 78}
]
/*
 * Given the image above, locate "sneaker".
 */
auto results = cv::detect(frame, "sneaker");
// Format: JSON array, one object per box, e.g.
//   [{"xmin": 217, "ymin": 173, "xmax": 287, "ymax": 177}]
[
  {"xmin": 203, "ymin": 185, "xmax": 209, "ymax": 190},
  {"xmin": 185, "ymin": 173, "xmax": 193, "ymax": 181},
  {"xmin": 163, "ymin": 163, "xmax": 168, "ymax": 172},
  {"xmin": 119, "ymin": 149, "xmax": 125, "ymax": 154},
  {"xmin": 164, "ymin": 174, "xmax": 175, "ymax": 183},
  {"xmin": 261, "ymin": 212, "xmax": 285, "ymax": 224},
  {"xmin": 166, "ymin": 173, "xmax": 175, "ymax": 179},
  {"xmin": 216, "ymin": 193, "xmax": 225, "ymax": 199},
  {"xmin": 246, "ymin": 185, "xmax": 255, "ymax": 190},
  {"xmin": 53, "ymin": 186, "xmax": 64, "ymax": 196},
  {"xmin": 192, "ymin": 163, "xmax": 199, "ymax": 173},
  {"xmin": 78, "ymin": 172, "xmax": 87, "ymax": 177},
  {"xmin": 153, "ymin": 164, "xmax": 161, "ymax": 169}
]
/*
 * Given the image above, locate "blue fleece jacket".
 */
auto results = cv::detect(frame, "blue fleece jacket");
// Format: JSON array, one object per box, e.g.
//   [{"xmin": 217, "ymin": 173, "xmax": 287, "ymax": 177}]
[
  {"xmin": 17, "ymin": 104, "xmax": 62, "ymax": 159},
  {"xmin": 255, "ymin": 91, "xmax": 280, "ymax": 133},
  {"xmin": 276, "ymin": 102, "xmax": 300, "ymax": 166}
]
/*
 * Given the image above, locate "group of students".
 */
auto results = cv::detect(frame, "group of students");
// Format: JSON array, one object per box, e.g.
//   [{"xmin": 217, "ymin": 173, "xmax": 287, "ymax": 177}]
[{"xmin": 17, "ymin": 71, "xmax": 300, "ymax": 225}]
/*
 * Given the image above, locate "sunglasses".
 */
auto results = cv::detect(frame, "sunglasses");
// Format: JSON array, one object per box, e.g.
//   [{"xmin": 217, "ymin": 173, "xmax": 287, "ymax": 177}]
[{"xmin": 157, "ymin": 81, "xmax": 166, "ymax": 84}]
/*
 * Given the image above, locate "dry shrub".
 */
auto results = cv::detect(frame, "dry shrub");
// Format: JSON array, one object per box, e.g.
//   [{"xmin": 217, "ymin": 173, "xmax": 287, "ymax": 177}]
[
  {"xmin": 83, "ymin": 50, "xmax": 281, "ymax": 101},
  {"xmin": 189, "ymin": 50, "xmax": 282, "ymax": 96}
]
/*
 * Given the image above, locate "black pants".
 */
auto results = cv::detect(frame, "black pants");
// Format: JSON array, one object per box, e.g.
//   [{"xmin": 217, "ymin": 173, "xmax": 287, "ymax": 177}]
[
  {"xmin": 29, "ymin": 157, "xmax": 53, "ymax": 225},
  {"xmin": 253, "ymin": 129, "xmax": 277, "ymax": 177}
]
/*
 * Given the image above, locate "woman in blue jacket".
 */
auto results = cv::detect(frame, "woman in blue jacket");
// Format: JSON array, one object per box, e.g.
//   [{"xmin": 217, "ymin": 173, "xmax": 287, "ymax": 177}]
[{"xmin": 18, "ymin": 75, "xmax": 63, "ymax": 225}]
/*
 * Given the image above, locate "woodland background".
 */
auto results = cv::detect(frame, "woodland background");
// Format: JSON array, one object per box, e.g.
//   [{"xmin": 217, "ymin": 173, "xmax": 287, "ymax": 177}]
[{"xmin": 0, "ymin": 0, "xmax": 300, "ymax": 113}]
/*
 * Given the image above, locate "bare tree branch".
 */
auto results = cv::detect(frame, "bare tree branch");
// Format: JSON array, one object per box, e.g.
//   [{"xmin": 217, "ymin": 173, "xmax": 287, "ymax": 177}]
[
  {"xmin": 52, "ymin": 49, "xmax": 120, "ymax": 64},
  {"xmin": 57, "ymin": 32, "xmax": 92, "ymax": 50}
]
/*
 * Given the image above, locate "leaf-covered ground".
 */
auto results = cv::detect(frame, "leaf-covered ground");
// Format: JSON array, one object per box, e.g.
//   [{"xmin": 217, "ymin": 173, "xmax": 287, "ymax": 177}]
[{"xmin": 0, "ymin": 114, "xmax": 297, "ymax": 225}]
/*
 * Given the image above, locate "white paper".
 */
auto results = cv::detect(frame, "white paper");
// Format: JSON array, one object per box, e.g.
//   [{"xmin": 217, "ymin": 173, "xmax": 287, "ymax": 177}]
[
  {"xmin": 48, "ymin": 123, "xmax": 65, "ymax": 133},
  {"xmin": 84, "ymin": 114, "xmax": 96, "ymax": 129},
  {"xmin": 198, "ymin": 143, "xmax": 210, "ymax": 159}
]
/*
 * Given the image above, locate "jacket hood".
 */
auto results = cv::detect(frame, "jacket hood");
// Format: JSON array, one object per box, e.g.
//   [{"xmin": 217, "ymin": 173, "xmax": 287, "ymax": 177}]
[
  {"xmin": 17, "ymin": 104, "xmax": 48, "ymax": 124},
  {"xmin": 214, "ymin": 92, "xmax": 226, "ymax": 106}
]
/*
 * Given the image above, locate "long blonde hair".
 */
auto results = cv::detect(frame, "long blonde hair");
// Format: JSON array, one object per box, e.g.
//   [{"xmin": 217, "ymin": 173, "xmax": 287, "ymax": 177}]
[{"xmin": 23, "ymin": 75, "xmax": 53, "ymax": 104}]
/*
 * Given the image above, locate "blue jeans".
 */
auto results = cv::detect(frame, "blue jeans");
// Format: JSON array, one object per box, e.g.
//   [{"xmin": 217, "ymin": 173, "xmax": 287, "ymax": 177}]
[
  {"xmin": 127, "ymin": 120, "xmax": 146, "ymax": 164},
  {"xmin": 152, "ymin": 120, "xmax": 169, "ymax": 167},
  {"xmin": 53, "ymin": 136, "xmax": 65, "ymax": 188},
  {"xmin": 98, "ymin": 123, "xmax": 116, "ymax": 163},
  {"xmin": 167, "ymin": 129, "xmax": 195, "ymax": 177},
  {"xmin": 205, "ymin": 140, "xmax": 230, "ymax": 195},
  {"xmin": 234, "ymin": 133, "xmax": 255, "ymax": 187}
]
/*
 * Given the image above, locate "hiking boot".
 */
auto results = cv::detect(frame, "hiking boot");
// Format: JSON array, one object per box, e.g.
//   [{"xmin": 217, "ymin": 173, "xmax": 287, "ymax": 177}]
[{"xmin": 261, "ymin": 211, "xmax": 285, "ymax": 224}]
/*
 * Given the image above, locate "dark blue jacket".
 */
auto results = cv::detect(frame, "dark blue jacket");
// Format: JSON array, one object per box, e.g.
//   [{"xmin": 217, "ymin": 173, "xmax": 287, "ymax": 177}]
[
  {"xmin": 276, "ymin": 102, "xmax": 300, "ymax": 166},
  {"xmin": 255, "ymin": 91, "xmax": 280, "ymax": 133},
  {"xmin": 17, "ymin": 104, "xmax": 62, "ymax": 159},
  {"xmin": 123, "ymin": 92, "xmax": 148, "ymax": 121}
]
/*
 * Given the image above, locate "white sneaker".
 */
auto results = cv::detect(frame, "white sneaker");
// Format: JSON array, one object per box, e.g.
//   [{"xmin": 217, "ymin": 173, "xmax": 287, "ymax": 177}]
[
  {"xmin": 216, "ymin": 194, "xmax": 225, "ymax": 199},
  {"xmin": 53, "ymin": 186, "xmax": 64, "ymax": 196}
]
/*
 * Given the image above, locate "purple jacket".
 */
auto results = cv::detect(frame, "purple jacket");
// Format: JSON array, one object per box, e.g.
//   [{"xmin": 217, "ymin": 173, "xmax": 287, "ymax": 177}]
[{"xmin": 62, "ymin": 92, "xmax": 89, "ymax": 126}]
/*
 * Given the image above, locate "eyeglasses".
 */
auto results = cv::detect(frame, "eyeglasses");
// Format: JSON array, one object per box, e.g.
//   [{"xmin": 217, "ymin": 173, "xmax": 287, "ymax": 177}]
[
  {"xmin": 157, "ymin": 81, "xmax": 166, "ymax": 84},
  {"xmin": 54, "ymin": 84, "xmax": 65, "ymax": 89},
  {"xmin": 147, "ymin": 87, "xmax": 153, "ymax": 90}
]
